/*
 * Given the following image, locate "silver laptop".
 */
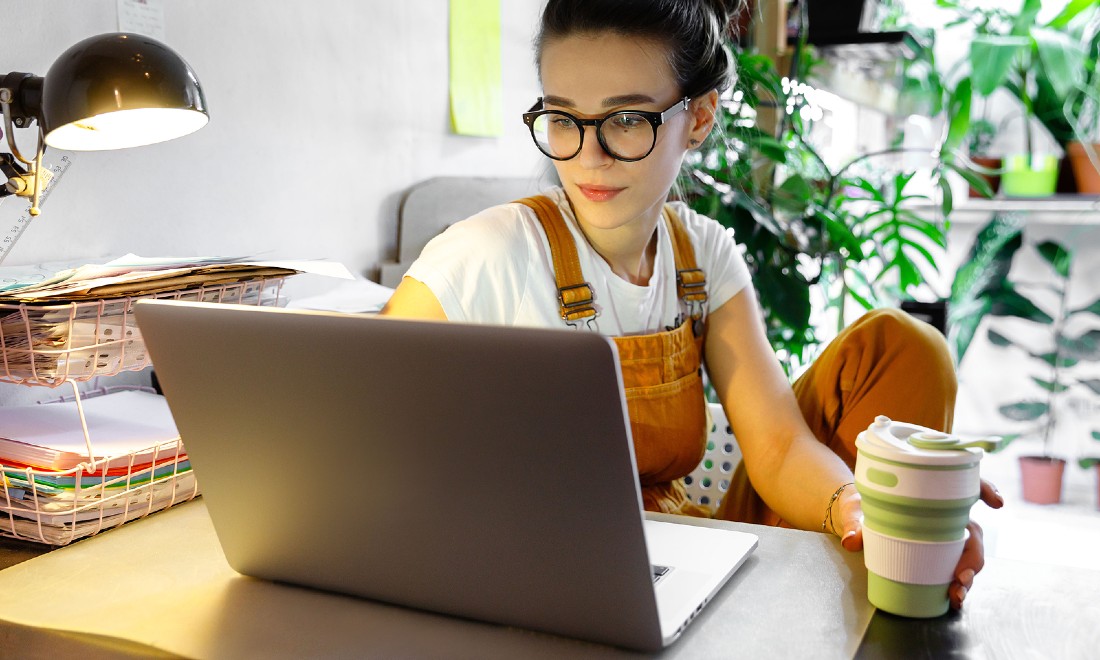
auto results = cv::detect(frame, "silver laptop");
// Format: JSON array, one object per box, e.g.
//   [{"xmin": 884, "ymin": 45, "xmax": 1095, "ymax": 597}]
[{"xmin": 134, "ymin": 299, "xmax": 757, "ymax": 652}]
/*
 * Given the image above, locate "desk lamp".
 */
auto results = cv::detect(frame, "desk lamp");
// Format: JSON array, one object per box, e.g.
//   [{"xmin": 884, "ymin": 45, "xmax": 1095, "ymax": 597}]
[{"xmin": 0, "ymin": 32, "xmax": 208, "ymax": 216}]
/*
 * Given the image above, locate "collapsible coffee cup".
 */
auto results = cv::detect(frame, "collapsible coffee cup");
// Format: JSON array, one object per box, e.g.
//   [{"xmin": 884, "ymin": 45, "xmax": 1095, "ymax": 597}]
[{"xmin": 855, "ymin": 415, "xmax": 985, "ymax": 618}]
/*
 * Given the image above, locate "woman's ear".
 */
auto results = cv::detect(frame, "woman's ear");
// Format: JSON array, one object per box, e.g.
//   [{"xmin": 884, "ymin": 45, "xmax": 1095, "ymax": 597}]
[{"xmin": 687, "ymin": 90, "xmax": 719, "ymax": 148}]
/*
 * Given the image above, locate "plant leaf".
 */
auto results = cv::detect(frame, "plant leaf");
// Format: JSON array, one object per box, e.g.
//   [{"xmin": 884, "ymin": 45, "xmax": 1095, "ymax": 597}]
[
  {"xmin": 1058, "ymin": 328, "xmax": 1100, "ymax": 361},
  {"xmin": 1036, "ymin": 351, "xmax": 1079, "ymax": 369},
  {"xmin": 1047, "ymin": 0, "xmax": 1100, "ymax": 29},
  {"xmin": 987, "ymin": 328, "xmax": 1014, "ymax": 347},
  {"xmin": 969, "ymin": 35, "xmax": 1029, "ymax": 96},
  {"xmin": 1031, "ymin": 377, "xmax": 1070, "ymax": 393},
  {"xmin": 1070, "ymin": 296, "xmax": 1100, "ymax": 317},
  {"xmin": 1078, "ymin": 378, "xmax": 1100, "ymax": 395},
  {"xmin": 771, "ymin": 175, "xmax": 815, "ymax": 216},
  {"xmin": 1033, "ymin": 26, "xmax": 1088, "ymax": 103},
  {"xmin": 1036, "ymin": 240, "xmax": 1072, "ymax": 279},
  {"xmin": 999, "ymin": 401, "xmax": 1048, "ymax": 421},
  {"xmin": 989, "ymin": 286, "xmax": 1054, "ymax": 324},
  {"xmin": 943, "ymin": 77, "xmax": 972, "ymax": 150}
]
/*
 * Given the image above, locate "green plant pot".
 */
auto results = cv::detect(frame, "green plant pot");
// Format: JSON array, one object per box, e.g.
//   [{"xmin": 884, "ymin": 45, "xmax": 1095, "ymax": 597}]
[{"xmin": 1001, "ymin": 155, "xmax": 1059, "ymax": 198}]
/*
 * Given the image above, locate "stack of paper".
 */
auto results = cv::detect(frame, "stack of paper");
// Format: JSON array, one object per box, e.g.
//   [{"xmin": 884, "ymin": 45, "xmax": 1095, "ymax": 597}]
[
  {"xmin": 0, "ymin": 390, "xmax": 198, "ymax": 545},
  {"xmin": 0, "ymin": 255, "xmax": 353, "ymax": 385}
]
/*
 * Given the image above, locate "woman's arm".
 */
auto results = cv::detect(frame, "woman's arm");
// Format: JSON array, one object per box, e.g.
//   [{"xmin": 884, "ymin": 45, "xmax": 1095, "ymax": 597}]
[
  {"xmin": 704, "ymin": 286, "xmax": 859, "ymax": 535},
  {"xmin": 380, "ymin": 277, "xmax": 449, "ymax": 320}
]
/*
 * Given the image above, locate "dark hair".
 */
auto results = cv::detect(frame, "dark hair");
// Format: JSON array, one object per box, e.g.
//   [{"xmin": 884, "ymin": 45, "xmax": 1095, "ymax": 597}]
[{"xmin": 534, "ymin": 0, "xmax": 741, "ymax": 99}]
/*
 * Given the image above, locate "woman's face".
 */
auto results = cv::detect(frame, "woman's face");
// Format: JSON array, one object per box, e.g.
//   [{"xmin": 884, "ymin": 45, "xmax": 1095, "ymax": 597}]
[{"xmin": 538, "ymin": 32, "xmax": 708, "ymax": 236}]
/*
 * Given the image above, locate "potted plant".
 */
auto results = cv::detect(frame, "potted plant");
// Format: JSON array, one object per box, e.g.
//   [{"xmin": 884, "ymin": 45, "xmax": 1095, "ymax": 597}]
[
  {"xmin": 966, "ymin": 115, "xmax": 1002, "ymax": 198},
  {"xmin": 1080, "ymin": 432, "xmax": 1100, "ymax": 509},
  {"xmin": 950, "ymin": 215, "xmax": 1100, "ymax": 503},
  {"xmin": 939, "ymin": 0, "xmax": 1100, "ymax": 195},
  {"xmin": 1066, "ymin": 87, "xmax": 1100, "ymax": 193}
]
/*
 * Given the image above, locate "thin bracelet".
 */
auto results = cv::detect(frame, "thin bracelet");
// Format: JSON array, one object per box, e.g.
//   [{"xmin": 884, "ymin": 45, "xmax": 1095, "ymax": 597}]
[{"xmin": 822, "ymin": 482, "xmax": 855, "ymax": 535}]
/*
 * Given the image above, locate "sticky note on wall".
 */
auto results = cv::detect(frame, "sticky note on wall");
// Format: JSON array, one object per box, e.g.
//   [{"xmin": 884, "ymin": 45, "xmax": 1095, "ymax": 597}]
[{"xmin": 449, "ymin": 0, "xmax": 502, "ymax": 137}]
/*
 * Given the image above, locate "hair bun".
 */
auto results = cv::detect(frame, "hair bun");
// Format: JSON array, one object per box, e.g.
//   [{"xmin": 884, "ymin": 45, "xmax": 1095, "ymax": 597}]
[{"xmin": 703, "ymin": 0, "xmax": 745, "ymax": 24}]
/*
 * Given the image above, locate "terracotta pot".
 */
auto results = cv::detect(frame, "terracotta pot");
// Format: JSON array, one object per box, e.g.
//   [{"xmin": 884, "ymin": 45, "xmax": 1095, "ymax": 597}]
[
  {"xmin": 1019, "ymin": 456, "xmax": 1066, "ymax": 505},
  {"xmin": 968, "ymin": 156, "xmax": 1002, "ymax": 198},
  {"xmin": 1095, "ymin": 463, "xmax": 1100, "ymax": 510},
  {"xmin": 1066, "ymin": 141, "xmax": 1100, "ymax": 194}
]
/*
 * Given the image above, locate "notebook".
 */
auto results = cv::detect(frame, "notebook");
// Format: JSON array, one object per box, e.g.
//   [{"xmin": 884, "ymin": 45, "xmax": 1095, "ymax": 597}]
[{"xmin": 134, "ymin": 299, "xmax": 758, "ymax": 652}]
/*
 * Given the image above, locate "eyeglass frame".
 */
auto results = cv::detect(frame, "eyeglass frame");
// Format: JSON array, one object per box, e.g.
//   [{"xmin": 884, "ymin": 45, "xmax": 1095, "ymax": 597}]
[{"xmin": 521, "ymin": 96, "xmax": 692, "ymax": 163}]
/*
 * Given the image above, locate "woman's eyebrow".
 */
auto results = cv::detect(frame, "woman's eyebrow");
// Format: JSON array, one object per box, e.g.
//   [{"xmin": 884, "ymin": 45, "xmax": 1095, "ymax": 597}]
[
  {"xmin": 602, "ymin": 94, "xmax": 657, "ymax": 107},
  {"xmin": 541, "ymin": 93, "xmax": 658, "ymax": 109}
]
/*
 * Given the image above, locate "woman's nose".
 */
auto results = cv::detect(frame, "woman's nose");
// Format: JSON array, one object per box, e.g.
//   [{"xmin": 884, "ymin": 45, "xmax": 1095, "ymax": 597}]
[{"xmin": 575, "ymin": 126, "xmax": 614, "ymax": 169}]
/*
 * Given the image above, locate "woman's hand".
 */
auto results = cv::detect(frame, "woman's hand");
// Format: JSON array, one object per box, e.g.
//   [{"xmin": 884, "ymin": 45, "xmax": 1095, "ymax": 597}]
[
  {"xmin": 948, "ymin": 479, "xmax": 1004, "ymax": 609},
  {"xmin": 833, "ymin": 478, "xmax": 1005, "ymax": 610}
]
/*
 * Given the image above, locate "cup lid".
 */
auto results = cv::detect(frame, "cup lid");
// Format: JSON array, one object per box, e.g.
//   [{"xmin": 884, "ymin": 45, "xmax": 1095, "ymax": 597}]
[{"xmin": 855, "ymin": 416, "xmax": 983, "ymax": 467}]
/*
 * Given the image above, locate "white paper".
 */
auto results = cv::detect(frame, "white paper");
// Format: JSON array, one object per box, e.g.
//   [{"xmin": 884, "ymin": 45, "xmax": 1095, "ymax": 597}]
[
  {"xmin": 117, "ymin": 0, "xmax": 166, "ymax": 41},
  {"xmin": 285, "ymin": 278, "xmax": 394, "ymax": 314},
  {"xmin": 0, "ymin": 390, "xmax": 180, "ymax": 469}
]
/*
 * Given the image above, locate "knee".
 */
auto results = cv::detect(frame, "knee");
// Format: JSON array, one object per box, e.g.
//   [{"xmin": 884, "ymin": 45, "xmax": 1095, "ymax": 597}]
[
  {"xmin": 856, "ymin": 308, "xmax": 941, "ymax": 346},
  {"xmin": 855, "ymin": 308, "xmax": 957, "ymax": 390}
]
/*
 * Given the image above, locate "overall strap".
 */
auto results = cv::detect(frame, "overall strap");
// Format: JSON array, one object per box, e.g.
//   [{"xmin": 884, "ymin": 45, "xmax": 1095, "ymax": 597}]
[
  {"xmin": 663, "ymin": 206, "xmax": 708, "ymax": 318},
  {"xmin": 514, "ymin": 196, "xmax": 708, "ymax": 327},
  {"xmin": 514, "ymin": 195, "xmax": 598, "ymax": 327}
]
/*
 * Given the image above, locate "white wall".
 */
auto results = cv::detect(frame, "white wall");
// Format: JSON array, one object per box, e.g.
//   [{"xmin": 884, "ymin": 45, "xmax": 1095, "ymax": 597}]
[
  {"xmin": 0, "ymin": 0, "xmax": 546, "ymax": 404},
  {"xmin": 0, "ymin": 0, "xmax": 546, "ymax": 289}
]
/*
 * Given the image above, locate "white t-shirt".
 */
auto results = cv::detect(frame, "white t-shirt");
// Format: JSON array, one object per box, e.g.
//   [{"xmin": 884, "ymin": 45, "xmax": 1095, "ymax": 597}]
[{"xmin": 404, "ymin": 187, "xmax": 752, "ymax": 336}]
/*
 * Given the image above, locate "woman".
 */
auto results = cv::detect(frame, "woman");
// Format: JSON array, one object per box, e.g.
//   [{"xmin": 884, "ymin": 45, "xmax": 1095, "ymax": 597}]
[{"xmin": 383, "ymin": 0, "xmax": 1001, "ymax": 609}]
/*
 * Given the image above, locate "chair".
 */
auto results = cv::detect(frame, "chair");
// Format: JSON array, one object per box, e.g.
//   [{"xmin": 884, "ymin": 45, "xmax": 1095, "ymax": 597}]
[
  {"xmin": 682, "ymin": 402, "xmax": 742, "ymax": 515},
  {"xmin": 379, "ymin": 175, "xmax": 549, "ymax": 288}
]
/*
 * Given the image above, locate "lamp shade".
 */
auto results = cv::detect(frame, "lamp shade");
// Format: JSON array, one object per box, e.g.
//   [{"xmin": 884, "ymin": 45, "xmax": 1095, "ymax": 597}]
[{"xmin": 41, "ymin": 32, "xmax": 208, "ymax": 151}]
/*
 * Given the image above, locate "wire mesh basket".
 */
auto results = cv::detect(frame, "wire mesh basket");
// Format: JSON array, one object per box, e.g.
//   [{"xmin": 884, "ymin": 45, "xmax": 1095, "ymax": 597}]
[
  {"xmin": 0, "ymin": 274, "xmax": 291, "ymax": 544},
  {"xmin": 0, "ymin": 275, "xmax": 287, "ymax": 386},
  {"xmin": 1, "ymin": 424, "xmax": 198, "ymax": 546}
]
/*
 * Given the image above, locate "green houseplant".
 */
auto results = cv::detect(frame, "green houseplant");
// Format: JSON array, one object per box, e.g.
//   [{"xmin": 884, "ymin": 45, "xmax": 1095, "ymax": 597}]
[
  {"xmin": 680, "ymin": 43, "xmax": 958, "ymax": 376},
  {"xmin": 950, "ymin": 214, "xmax": 1100, "ymax": 503}
]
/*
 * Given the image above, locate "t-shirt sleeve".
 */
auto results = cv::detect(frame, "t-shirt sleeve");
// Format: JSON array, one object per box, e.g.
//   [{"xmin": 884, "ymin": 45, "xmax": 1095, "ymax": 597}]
[
  {"xmin": 403, "ymin": 205, "xmax": 533, "ymax": 325},
  {"xmin": 674, "ymin": 202, "xmax": 752, "ymax": 312}
]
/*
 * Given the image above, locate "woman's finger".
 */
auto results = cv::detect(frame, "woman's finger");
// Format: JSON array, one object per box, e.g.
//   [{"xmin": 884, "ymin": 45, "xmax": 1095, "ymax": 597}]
[
  {"xmin": 838, "ymin": 489, "xmax": 863, "ymax": 552},
  {"xmin": 979, "ymin": 479, "xmax": 1005, "ymax": 509},
  {"xmin": 950, "ymin": 521, "xmax": 985, "ymax": 609}
]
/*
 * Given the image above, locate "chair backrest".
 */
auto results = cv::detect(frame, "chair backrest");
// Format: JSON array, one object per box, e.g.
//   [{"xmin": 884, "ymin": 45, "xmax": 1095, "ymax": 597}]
[
  {"xmin": 379, "ymin": 176, "xmax": 550, "ymax": 288},
  {"xmin": 682, "ymin": 403, "xmax": 741, "ymax": 515}
]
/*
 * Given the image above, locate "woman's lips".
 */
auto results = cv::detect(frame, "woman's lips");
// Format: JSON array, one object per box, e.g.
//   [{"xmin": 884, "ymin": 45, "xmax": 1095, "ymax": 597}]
[{"xmin": 576, "ymin": 184, "xmax": 624, "ymax": 202}]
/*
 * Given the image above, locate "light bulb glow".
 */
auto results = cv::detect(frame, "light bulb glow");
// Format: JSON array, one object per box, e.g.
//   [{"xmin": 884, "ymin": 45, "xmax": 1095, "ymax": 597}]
[{"xmin": 44, "ymin": 107, "xmax": 208, "ymax": 151}]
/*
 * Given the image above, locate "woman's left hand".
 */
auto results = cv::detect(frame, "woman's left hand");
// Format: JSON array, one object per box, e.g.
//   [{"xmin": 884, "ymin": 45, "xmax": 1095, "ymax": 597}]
[
  {"xmin": 947, "ymin": 479, "xmax": 1004, "ymax": 609},
  {"xmin": 834, "ymin": 478, "xmax": 1004, "ymax": 609}
]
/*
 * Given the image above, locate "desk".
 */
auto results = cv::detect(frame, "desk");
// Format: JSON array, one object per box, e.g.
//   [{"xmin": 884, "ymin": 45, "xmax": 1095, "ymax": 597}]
[
  {"xmin": 3, "ymin": 503, "xmax": 1098, "ymax": 659},
  {"xmin": 0, "ymin": 501, "xmax": 871, "ymax": 658}
]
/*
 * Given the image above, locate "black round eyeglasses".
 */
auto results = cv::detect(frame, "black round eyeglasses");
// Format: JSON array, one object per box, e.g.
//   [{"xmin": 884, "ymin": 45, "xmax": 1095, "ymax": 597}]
[{"xmin": 521, "ymin": 97, "xmax": 691, "ymax": 162}]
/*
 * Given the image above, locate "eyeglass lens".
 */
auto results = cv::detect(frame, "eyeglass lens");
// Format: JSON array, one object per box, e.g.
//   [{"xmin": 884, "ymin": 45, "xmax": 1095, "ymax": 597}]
[{"xmin": 530, "ymin": 112, "xmax": 656, "ymax": 161}]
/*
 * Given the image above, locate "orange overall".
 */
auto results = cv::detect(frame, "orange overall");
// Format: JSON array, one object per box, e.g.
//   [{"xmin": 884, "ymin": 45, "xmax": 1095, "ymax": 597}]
[
  {"xmin": 516, "ymin": 196, "xmax": 958, "ymax": 525},
  {"xmin": 518, "ymin": 196, "xmax": 713, "ymax": 517}
]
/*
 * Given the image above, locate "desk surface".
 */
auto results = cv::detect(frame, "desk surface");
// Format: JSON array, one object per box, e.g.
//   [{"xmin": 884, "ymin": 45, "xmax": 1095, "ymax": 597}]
[
  {"xmin": 4, "ymin": 502, "xmax": 1098, "ymax": 659},
  {"xmin": 0, "ymin": 500, "xmax": 871, "ymax": 658}
]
